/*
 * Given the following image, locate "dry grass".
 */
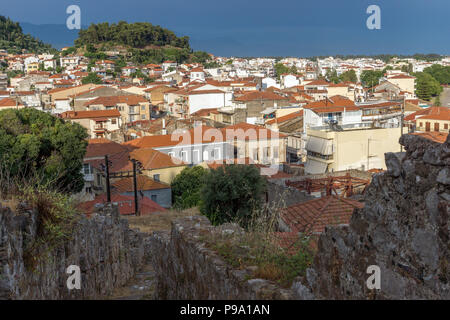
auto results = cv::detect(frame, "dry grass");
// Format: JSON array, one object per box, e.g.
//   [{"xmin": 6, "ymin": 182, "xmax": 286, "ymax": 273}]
[{"xmin": 125, "ymin": 207, "xmax": 200, "ymax": 234}]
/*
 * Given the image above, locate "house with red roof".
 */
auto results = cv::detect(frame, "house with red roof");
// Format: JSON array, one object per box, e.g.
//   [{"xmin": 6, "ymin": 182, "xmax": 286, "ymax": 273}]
[
  {"xmin": 61, "ymin": 109, "xmax": 122, "ymax": 140},
  {"xmin": 78, "ymin": 193, "xmax": 166, "ymax": 217},
  {"xmin": 404, "ymin": 106, "xmax": 450, "ymax": 133}
]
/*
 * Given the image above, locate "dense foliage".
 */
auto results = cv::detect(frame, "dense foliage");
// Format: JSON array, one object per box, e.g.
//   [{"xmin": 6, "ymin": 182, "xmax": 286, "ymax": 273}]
[
  {"xmin": 414, "ymin": 72, "xmax": 443, "ymax": 101},
  {"xmin": 201, "ymin": 165, "xmax": 266, "ymax": 228},
  {"xmin": 0, "ymin": 16, "xmax": 55, "ymax": 54},
  {"xmin": 171, "ymin": 166, "xmax": 208, "ymax": 209},
  {"xmin": 0, "ymin": 108, "xmax": 88, "ymax": 194},
  {"xmin": 75, "ymin": 21, "xmax": 190, "ymax": 49},
  {"xmin": 360, "ymin": 70, "xmax": 385, "ymax": 87},
  {"xmin": 325, "ymin": 69, "xmax": 357, "ymax": 84},
  {"xmin": 423, "ymin": 64, "xmax": 450, "ymax": 85},
  {"xmin": 82, "ymin": 72, "xmax": 103, "ymax": 84}
]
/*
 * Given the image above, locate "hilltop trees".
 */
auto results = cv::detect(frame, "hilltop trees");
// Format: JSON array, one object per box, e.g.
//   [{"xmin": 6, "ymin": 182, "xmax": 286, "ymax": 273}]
[
  {"xmin": 75, "ymin": 21, "xmax": 190, "ymax": 49},
  {"xmin": 0, "ymin": 15, "xmax": 55, "ymax": 54},
  {"xmin": 81, "ymin": 72, "xmax": 102, "ymax": 84},
  {"xmin": 0, "ymin": 108, "xmax": 88, "ymax": 194}
]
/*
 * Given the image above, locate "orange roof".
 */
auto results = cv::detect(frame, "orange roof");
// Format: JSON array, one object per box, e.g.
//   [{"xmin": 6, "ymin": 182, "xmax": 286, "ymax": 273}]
[
  {"xmin": 129, "ymin": 148, "xmax": 186, "ymax": 169},
  {"xmin": 85, "ymin": 138, "xmax": 130, "ymax": 158},
  {"xmin": 234, "ymin": 90, "xmax": 288, "ymax": 102},
  {"xmin": 61, "ymin": 109, "xmax": 121, "ymax": 119},
  {"xmin": 281, "ymin": 195, "xmax": 364, "ymax": 235},
  {"xmin": 405, "ymin": 106, "xmax": 450, "ymax": 122},
  {"xmin": 222, "ymin": 122, "xmax": 287, "ymax": 139},
  {"xmin": 112, "ymin": 175, "xmax": 170, "ymax": 193},
  {"xmin": 303, "ymin": 96, "xmax": 358, "ymax": 113},
  {"xmin": 410, "ymin": 132, "xmax": 448, "ymax": 144},
  {"xmin": 84, "ymin": 95, "xmax": 148, "ymax": 107},
  {"xmin": 79, "ymin": 194, "xmax": 166, "ymax": 216},
  {"xmin": 266, "ymin": 110, "xmax": 303, "ymax": 125},
  {"xmin": 0, "ymin": 97, "xmax": 23, "ymax": 107},
  {"xmin": 304, "ymin": 79, "xmax": 330, "ymax": 86}
]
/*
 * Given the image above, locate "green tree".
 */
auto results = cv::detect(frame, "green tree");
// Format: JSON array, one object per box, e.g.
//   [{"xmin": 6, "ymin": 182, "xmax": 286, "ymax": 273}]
[
  {"xmin": 339, "ymin": 70, "xmax": 357, "ymax": 83},
  {"xmin": 423, "ymin": 64, "xmax": 450, "ymax": 85},
  {"xmin": 360, "ymin": 70, "xmax": 384, "ymax": 88},
  {"xmin": 0, "ymin": 108, "xmax": 88, "ymax": 193},
  {"xmin": 201, "ymin": 165, "xmax": 266, "ymax": 228},
  {"xmin": 325, "ymin": 69, "xmax": 340, "ymax": 84},
  {"xmin": 171, "ymin": 166, "xmax": 208, "ymax": 209},
  {"xmin": 82, "ymin": 72, "xmax": 102, "ymax": 84},
  {"xmin": 274, "ymin": 63, "xmax": 289, "ymax": 78},
  {"xmin": 414, "ymin": 72, "xmax": 442, "ymax": 101}
]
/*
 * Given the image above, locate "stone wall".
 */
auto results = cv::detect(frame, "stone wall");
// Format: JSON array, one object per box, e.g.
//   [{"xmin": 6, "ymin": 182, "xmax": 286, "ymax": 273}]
[
  {"xmin": 148, "ymin": 216, "xmax": 294, "ymax": 300},
  {"xmin": 294, "ymin": 134, "xmax": 449, "ymax": 299},
  {"xmin": 0, "ymin": 203, "xmax": 147, "ymax": 300}
]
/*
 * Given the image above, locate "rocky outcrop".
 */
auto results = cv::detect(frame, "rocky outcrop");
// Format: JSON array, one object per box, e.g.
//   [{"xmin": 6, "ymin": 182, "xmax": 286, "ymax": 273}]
[
  {"xmin": 0, "ymin": 204, "xmax": 148, "ymax": 300},
  {"xmin": 149, "ymin": 216, "xmax": 294, "ymax": 300},
  {"xmin": 295, "ymin": 134, "xmax": 449, "ymax": 299}
]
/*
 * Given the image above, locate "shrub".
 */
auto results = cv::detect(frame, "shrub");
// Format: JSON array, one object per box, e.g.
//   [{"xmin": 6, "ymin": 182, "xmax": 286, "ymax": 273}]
[
  {"xmin": 171, "ymin": 166, "xmax": 208, "ymax": 209},
  {"xmin": 201, "ymin": 165, "xmax": 266, "ymax": 228}
]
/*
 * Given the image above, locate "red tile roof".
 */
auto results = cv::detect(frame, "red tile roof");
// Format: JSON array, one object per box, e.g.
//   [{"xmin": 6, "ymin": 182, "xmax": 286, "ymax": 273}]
[
  {"xmin": 84, "ymin": 95, "xmax": 148, "ymax": 107},
  {"xmin": 112, "ymin": 175, "xmax": 170, "ymax": 193},
  {"xmin": 410, "ymin": 132, "xmax": 448, "ymax": 144},
  {"xmin": 130, "ymin": 148, "xmax": 186, "ymax": 169},
  {"xmin": 281, "ymin": 195, "xmax": 364, "ymax": 235},
  {"xmin": 266, "ymin": 110, "xmax": 303, "ymax": 125},
  {"xmin": 404, "ymin": 106, "xmax": 450, "ymax": 122},
  {"xmin": 78, "ymin": 194, "xmax": 166, "ymax": 216},
  {"xmin": 61, "ymin": 109, "xmax": 121, "ymax": 119},
  {"xmin": 234, "ymin": 90, "xmax": 288, "ymax": 102}
]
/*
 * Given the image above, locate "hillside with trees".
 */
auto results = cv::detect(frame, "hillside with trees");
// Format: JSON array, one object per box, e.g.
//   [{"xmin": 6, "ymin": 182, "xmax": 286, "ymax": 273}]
[
  {"xmin": 73, "ymin": 21, "xmax": 212, "ymax": 65},
  {"xmin": 0, "ymin": 16, "xmax": 55, "ymax": 54}
]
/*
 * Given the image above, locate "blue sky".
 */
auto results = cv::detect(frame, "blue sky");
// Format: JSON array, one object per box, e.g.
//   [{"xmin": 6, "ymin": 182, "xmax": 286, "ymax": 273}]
[{"xmin": 2, "ymin": 0, "xmax": 449, "ymax": 56}]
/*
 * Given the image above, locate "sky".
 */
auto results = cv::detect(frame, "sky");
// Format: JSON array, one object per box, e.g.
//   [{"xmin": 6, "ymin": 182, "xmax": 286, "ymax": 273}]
[{"xmin": 2, "ymin": 0, "xmax": 450, "ymax": 57}]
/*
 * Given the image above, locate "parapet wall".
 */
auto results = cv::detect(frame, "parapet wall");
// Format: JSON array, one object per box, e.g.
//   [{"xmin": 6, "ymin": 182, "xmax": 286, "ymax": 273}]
[
  {"xmin": 295, "ymin": 133, "xmax": 449, "ymax": 299},
  {"xmin": 0, "ymin": 204, "xmax": 147, "ymax": 300},
  {"xmin": 149, "ymin": 216, "xmax": 294, "ymax": 300}
]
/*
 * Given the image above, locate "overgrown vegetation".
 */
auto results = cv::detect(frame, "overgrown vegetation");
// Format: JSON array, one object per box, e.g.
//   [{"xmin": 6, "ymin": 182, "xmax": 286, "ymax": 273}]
[
  {"xmin": 171, "ymin": 166, "xmax": 208, "ymax": 210},
  {"xmin": 201, "ymin": 202, "xmax": 314, "ymax": 288},
  {"xmin": 19, "ymin": 185, "xmax": 81, "ymax": 272},
  {"xmin": 201, "ymin": 165, "xmax": 266, "ymax": 228},
  {"xmin": 0, "ymin": 108, "xmax": 88, "ymax": 194}
]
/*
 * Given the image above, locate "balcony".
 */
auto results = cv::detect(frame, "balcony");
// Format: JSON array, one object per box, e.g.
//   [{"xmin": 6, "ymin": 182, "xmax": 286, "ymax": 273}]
[{"xmin": 83, "ymin": 173, "xmax": 94, "ymax": 182}]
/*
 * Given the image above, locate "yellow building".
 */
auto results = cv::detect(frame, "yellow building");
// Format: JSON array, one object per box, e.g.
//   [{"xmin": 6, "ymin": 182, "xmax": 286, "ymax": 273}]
[
  {"xmin": 26, "ymin": 62, "xmax": 39, "ymax": 73},
  {"xmin": 405, "ymin": 106, "xmax": 450, "ymax": 133},
  {"xmin": 305, "ymin": 126, "xmax": 402, "ymax": 173}
]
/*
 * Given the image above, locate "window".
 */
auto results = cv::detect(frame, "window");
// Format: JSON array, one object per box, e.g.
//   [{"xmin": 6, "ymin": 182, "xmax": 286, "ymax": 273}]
[
  {"xmin": 181, "ymin": 151, "xmax": 188, "ymax": 162},
  {"xmin": 273, "ymin": 146, "xmax": 279, "ymax": 159},
  {"xmin": 445, "ymin": 124, "xmax": 448, "ymax": 130},
  {"xmin": 83, "ymin": 163, "xmax": 91, "ymax": 174},
  {"xmin": 153, "ymin": 174, "xmax": 160, "ymax": 182},
  {"xmin": 85, "ymin": 187, "xmax": 92, "ymax": 194},
  {"xmin": 193, "ymin": 150, "xmax": 200, "ymax": 163},
  {"xmin": 141, "ymin": 105, "xmax": 146, "ymax": 111},
  {"xmin": 111, "ymin": 119, "xmax": 117, "ymax": 125},
  {"xmin": 141, "ymin": 114, "xmax": 146, "ymax": 120},
  {"xmin": 214, "ymin": 148, "xmax": 220, "ymax": 160},
  {"xmin": 151, "ymin": 195, "xmax": 157, "ymax": 202}
]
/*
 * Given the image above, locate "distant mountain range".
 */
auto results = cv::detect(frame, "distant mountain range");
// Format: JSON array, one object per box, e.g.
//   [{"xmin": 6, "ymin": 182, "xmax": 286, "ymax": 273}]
[{"xmin": 20, "ymin": 22, "xmax": 85, "ymax": 49}]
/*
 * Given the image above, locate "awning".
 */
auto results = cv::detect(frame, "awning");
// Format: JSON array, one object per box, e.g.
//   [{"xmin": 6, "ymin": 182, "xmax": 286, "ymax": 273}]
[
  {"xmin": 306, "ymin": 136, "xmax": 333, "ymax": 155},
  {"xmin": 305, "ymin": 159, "xmax": 328, "ymax": 174}
]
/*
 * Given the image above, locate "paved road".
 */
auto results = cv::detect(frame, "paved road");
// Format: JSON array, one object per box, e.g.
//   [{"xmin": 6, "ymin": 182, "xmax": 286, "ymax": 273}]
[{"xmin": 440, "ymin": 87, "xmax": 450, "ymax": 107}]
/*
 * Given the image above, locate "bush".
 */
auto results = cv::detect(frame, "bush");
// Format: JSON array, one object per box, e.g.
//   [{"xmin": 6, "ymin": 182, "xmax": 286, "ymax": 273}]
[
  {"xmin": 171, "ymin": 166, "xmax": 208, "ymax": 209},
  {"xmin": 0, "ymin": 108, "xmax": 88, "ymax": 194},
  {"xmin": 201, "ymin": 165, "xmax": 266, "ymax": 228}
]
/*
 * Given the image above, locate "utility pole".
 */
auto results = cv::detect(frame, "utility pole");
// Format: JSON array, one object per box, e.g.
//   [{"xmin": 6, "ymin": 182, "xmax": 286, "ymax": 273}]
[
  {"xmin": 131, "ymin": 159, "xmax": 142, "ymax": 216},
  {"xmin": 104, "ymin": 155, "xmax": 111, "ymax": 202}
]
